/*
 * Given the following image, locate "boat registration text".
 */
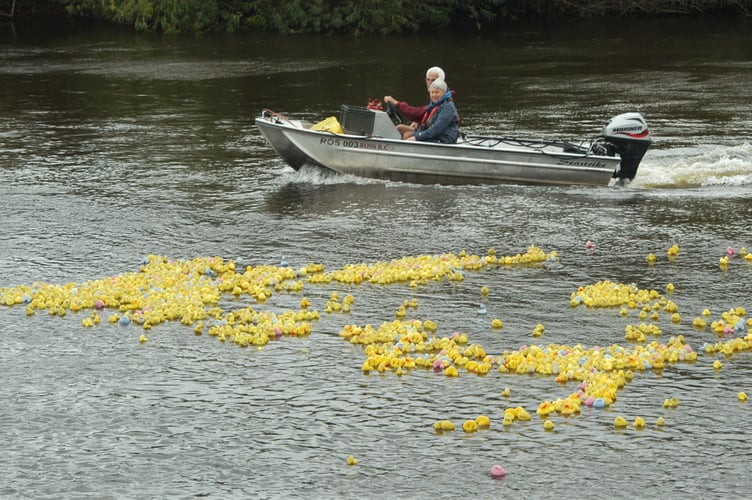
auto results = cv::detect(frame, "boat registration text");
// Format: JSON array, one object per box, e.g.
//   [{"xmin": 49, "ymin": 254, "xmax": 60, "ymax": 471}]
[{"xmin": 320, "ymin": 137, "xmax": 389, "ymax": 151}]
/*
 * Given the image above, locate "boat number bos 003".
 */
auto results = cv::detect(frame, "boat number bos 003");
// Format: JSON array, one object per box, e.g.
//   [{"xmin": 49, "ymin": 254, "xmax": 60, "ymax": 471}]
[{"xmin": 320, "ymin": 137, "xmax": 389, "ymax": 151}]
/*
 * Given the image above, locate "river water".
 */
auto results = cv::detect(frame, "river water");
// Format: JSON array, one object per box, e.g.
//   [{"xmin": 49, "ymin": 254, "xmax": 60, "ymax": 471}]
[{"xmin": 1, "ymin": 17, "xmax": 752, "ymax": 499}]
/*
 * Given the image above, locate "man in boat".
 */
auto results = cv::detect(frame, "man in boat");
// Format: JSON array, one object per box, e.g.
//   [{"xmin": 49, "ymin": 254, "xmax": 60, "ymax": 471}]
[
  {"xmin": 405, "ymin": 78, "xmax": 459, "ymax": 144},
  {"xmin": 384, "ymin": 66, "xmax": 445, "ymax": 139}
]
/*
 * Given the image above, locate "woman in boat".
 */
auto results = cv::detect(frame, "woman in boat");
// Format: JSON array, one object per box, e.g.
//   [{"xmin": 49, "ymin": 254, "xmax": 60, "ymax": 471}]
[
  {"xmin": 405, "ymin": 78, "xmax": 459, "ymax": 144},
  {"xmin": 384, "ymin": 66, "xmax": 445, "ymax": 138}
]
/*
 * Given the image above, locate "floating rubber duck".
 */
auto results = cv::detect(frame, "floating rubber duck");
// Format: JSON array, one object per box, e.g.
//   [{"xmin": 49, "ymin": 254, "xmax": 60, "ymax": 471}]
[
  {"xmin": 667, "ymin": 244, "xmax": 680, "ymax": 258},
  {"xmin": 532, "ymin": 323, "xmax": 544, "ymax": 338},
  {"xmin": 480, "ymin": 285, "xmax": 489, "ymax": 296},
  {"xmin": 646, "ymin": 253, "xmax": 656, "ymax": 265},
  {"xmin": 476, "ymin": 415, "xmax": 491, "ymax": 429},
  {"xmin": 614, "ymin": 416, "xmax": 628, "ymax": 428},
  {"xmin": 433, "ymin": 420, "xmax": 455, "ymax": 431},
  {"xmin": 347, "ymin": 455, "xmax": 358, "ymax": 466},
  {"xmin": 543, "ymin": 420, "xmax": 554, "ymax": 431},
  {"xmin": 585, "ymin": 240, "xmax": 595, "ymax": 252},
  {"xmin": 462, "ymin": 419, "xmax": 479, "ymax": 432},
  {"xmin": 490, "ymin": 465, "xmax": 506, "ymax": 478},
  {"xmin": 491, "ymin": 318, "xmax": 503, "ymax": 329},
  {"xmin": 739, "ymin": 392, "xmax": 748, "ymax": 402},
  {"xmin": 656, "ymin": 416, "xmax": 666, "ymax": 427},
  {"xmin": 663, "ymin": 397, "xmax": 679, "ymax": 408},
  {"xmin": 477, "ymin": 304, "xmax": 487, "ymax": 315},
  {"xmin": 139, "ymin": 334, "xmax": 148, "ymax": 343},
  {"xmin": 633, "ymin": 416, "xmax": 646, "ymax": 429},
  {"xmin": 726, "ymin": 246, "xmax": 737, "ymax": 257},
  {"xmin": 713, "ymin": 360, "xmax": 723, "ymax": 370},
  {"xmin": 501, "ymin": 387, "xmax": 511, "ymax": 398}
]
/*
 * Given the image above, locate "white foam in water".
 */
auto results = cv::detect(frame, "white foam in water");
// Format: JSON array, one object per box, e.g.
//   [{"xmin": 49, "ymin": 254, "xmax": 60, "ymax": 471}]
[
  {"xmin": 282, "ymin": 164, "xmax": 383, "ymax": 185},
  {"xmin": 632, "ymin": 143, "xmax": 752, "ymax": 189}
]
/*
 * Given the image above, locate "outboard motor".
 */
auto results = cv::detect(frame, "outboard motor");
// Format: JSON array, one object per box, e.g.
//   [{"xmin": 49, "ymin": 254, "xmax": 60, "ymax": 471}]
[{"xmin": 599, "ymin": 112, "xmax": 651, "ymax": 183}]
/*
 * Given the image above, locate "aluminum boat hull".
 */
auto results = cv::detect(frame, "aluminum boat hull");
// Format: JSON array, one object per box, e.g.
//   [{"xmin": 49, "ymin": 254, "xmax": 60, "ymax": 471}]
[{"xmin": 256, "ymin": 111, "xmax": 629, "ymax": 186}]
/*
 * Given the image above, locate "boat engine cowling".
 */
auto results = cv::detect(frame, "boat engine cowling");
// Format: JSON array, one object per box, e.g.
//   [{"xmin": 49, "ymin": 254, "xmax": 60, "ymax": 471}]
[{"xmin": 599, "ymin": 112, "xmax": 651, "ymax": 182}]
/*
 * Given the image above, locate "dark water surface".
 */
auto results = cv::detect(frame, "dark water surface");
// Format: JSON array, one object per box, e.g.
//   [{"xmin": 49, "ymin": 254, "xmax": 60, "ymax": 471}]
[{"xmin": 2, "ymin": 17, "xmax": 752, "ymax": 499}]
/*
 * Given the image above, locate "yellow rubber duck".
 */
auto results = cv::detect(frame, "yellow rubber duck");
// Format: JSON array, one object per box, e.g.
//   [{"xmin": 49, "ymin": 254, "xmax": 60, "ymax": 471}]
[
  {"xmin": 433, "ymin": 420, "xmax": 455, "ymax": 431},
  {"xmin": 139, "ymin": 334, "xmax": 148, "ymax": 343},
  {"xmin": 633, "ymin": 416, "xmax": 646, "ymax": 429},
  {"xmin": 347, "ymin": 455, "xmax": 358, "ymax": 465},
  {"xmin": 656, "ymin": 416, "xmax": 666, "ymax": 426},
  {"xmin": 663, "ymin": 397, "xmax": 679, "ymax": 408},
  {"xmin": 475, "ymin": 415, "xmax": 491, "ymax": 429},
  {"xmin": 462, "ymin": 419, "xmax": 479, "ymax": 432},
  {"xmin": 739, "ymin": 392, "xmax": 748, "ymax": 402},
  {"xmin": 614, "ymin": 416, "xmax": 628, "ymax": 428},
  {"xmin": 501, "ymin": 387, "xmax": 511, "ymax": 398},
  {"xmin": 543, "ymin": 420, "xmax": 554, "ymax": 431}
]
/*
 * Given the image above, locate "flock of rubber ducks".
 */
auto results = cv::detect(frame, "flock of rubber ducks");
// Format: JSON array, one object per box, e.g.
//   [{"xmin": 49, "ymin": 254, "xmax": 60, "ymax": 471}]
[{"xmin": 1, "ymin": 242, "xmax": 751, "ymax": 476}]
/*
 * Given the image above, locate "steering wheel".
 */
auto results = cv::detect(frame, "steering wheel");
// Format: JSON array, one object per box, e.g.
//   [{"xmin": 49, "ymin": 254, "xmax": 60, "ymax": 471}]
[{"xmin": 385, "ymin": 101, "xmax": 407, "ymax": 125}]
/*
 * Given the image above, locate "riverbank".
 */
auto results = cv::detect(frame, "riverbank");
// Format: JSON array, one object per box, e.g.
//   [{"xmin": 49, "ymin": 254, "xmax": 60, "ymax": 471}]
[{"xmin": 2, "ymin": 0, "xmax": 750, "ymax": 35}]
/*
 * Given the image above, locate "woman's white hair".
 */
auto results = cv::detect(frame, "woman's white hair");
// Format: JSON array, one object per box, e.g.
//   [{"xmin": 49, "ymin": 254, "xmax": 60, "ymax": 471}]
[
  {"xmin": 429, "ymin": 78, "xmax": 448, "ymax": 92},
  {"xmin": 426, "ymin": 66, "xmax": 445, "ymax": 81}
]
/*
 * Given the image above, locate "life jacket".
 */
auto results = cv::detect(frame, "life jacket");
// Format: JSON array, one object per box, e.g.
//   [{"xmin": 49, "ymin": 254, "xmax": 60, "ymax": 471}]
[{"xmin": 419, "ymin": 90, "xmax": 456, "ymax": 128}]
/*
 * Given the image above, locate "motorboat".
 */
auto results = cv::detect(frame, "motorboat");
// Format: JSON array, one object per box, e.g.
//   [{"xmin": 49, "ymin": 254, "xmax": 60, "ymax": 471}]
[{"xmin": 255, "ymin": 104, "xmax": 651, "ymax": 186}]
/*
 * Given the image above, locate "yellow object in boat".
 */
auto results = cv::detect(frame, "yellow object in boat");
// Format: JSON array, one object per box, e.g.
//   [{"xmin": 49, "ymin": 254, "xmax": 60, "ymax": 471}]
[{"xmin": 311, "ymin": 116, "xmax": 344, "ymax": 134}]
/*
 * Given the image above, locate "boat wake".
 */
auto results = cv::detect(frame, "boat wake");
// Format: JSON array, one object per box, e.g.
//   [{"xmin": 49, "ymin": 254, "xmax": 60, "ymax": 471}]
[
  {"xmin": 281, "ymin": 164, "xmax": 383, "ymax": 186},
  {"xmin": 630, "ymin": 143, "xmax": 752, "ymax": 189}
]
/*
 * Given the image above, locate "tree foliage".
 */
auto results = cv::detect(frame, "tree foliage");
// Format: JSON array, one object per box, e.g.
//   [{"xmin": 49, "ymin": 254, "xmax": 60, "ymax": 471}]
[{"xmin": 33, "ymin": 0, "xmax": 752, "ymax": 34}]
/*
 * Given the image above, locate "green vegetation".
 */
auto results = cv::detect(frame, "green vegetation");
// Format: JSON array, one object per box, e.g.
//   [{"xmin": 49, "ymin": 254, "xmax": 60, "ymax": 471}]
[{"xmin": 4, "ymin": 0, "xmax": 751, "ymax": 33}]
